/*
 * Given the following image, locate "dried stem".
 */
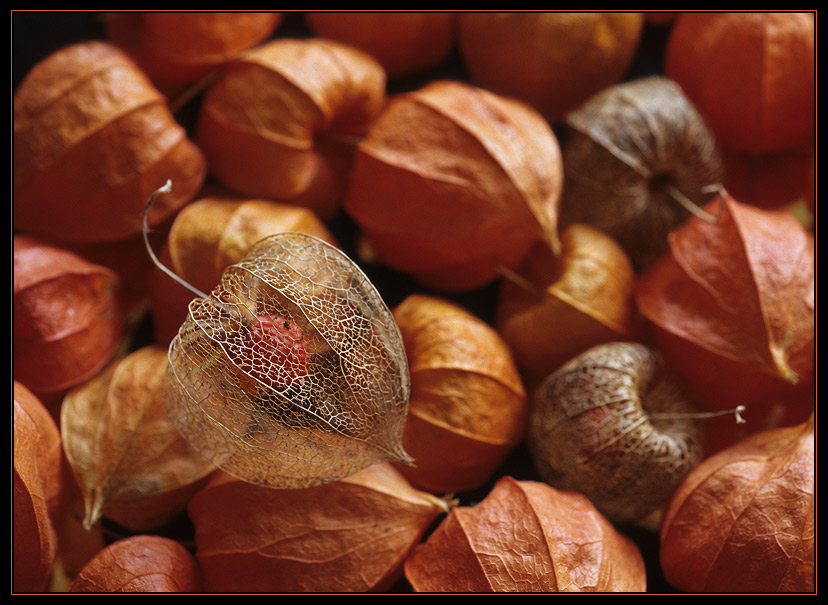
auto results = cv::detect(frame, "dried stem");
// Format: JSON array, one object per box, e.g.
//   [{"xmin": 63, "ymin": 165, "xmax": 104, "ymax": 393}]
[
  {"xmin": 169, "ymin": 72, "xmax": 219, "ymax": 115},
  {"xmin": 665, "ymin": 184, "xmax": 720, "ymax": 224},
  {"xmin": 142, "ymin": 180, "xmax": 210, "ymax": 300},
  {"xmin": 493, "ymin": 262, "xmax": 548, "ymax": 300},
  {"xmin": 650, "ymin": 405, "xmax": 747, "ymax": 424}
]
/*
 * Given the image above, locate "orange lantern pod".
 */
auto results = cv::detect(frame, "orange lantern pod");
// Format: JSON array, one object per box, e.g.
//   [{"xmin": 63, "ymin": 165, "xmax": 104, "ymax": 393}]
[
  {"xmin": 344, "ymin": 79, "xmax": 563, "ymax": 291},
  {"xmin": 404, "ymin": 476, "xmax": 647, "ymax": 592},
  {"xmin": 189, "ymin": 464, "xmax": 450, "ymax": 592},
  {"xmin": 457, "ymin": 12, "xmax": 645, "ymax": 123},
  {"xmin": 392, "ymin": 294, "xmax": 527, "ymax": 494},
  {"xmin": 636, "ymin": 193, "xmax": 814, "ymax": 453},
  {"xmin": 105, "ymin": 11, "xmax": 284, "ymax": 96},
  {"xmin": 306, "ymin": 12, "xmax": 455, "ymax": 78},
  {"xmin": 13, "ymin": 41, "xmax": 206, "ymax": 244},
  {"xmin": 660, "ymin": 415, "xmax": 814, "ymax": 592},
  {"xmin": 13, "ymin": 235, "xmax": 123, "ymax": 410},
  {"xmin": 665, "ymin": 12, "xmax": 815, "ymax": 154},
  {"xmin": 13, "ymin": 381, "xmax": 65, "ymax": 593},
  {"xmin": 70, "ymin": 535, "xmax": 204, "ymax": 593},
  {"xmin": 196, "ymin": 37, "xmax": 387, "ymax": 220}
]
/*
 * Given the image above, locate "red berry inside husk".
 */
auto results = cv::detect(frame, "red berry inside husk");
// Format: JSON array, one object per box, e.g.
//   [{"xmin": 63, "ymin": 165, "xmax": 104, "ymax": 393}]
[{"xmin": 243, "ymin": 315, "xmax": 311, "ymax": 387}]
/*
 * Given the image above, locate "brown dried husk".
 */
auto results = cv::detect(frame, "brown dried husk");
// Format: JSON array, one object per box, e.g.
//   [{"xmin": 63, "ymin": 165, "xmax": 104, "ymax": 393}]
[
  {"xmin": 13, "ymin": 235, "xmax": 123, "ymax": 406},
  {"xmin": 13, "ymin": 41, "xmax": 206, "ymax": 244},
  {"xmin": 197, "ymin": 37, "xmax": 386, "ymax": 220},
  {"xmin": 391, "ymin": 294, "xmax": 527, "ymax": 493},
  {"xmin": 344, "ymin": 79, "xmax": 563, "ymax": 291},
  {"xmin": 404, "ymin": 476, "xmax": 646, "ymax": 592},
  {"xmin": 165, "ymin": 232, "xmax": 411, "ymax": 489},
  {"xmin": 660, "ymin": 415, "xmax": 814, "ymax": 592},
  {"xmin": 635, "ymin": 193, "xmax": 815, "ymax": 452},
  {"xmin": 70, "ymin": 535, "xmax": 203, "ymax": 593},
  {"xmin": 105, "ymin": 12, "xmax": 284, "ymax": 96},
  {"xmin": 60, "ymin": 346, "xmax": 216, "ymax": 532},
  {"xmin": 149, "ymin": 193, "xmax": 337, "ymax": 344},
  {"xmin": 560, "ymin": 76, "xmax": 724, "ymax": 271},
  {"xmin": 528, "ymin": 342, "xmax": 706, "ymax": 529},
  {"xmin": 13, "ymin": 381, "xmax": 65, "ymax": 593},
  {"xmin": 190, "ymin": 463, "xmax": 450, "ymax": 592},
  {"xmin": 496, "ymin": 223, "xmax": 639, "ymax": 382}
]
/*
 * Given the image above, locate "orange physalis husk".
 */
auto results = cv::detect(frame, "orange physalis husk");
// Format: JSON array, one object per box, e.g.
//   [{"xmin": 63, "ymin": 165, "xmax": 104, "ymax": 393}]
[
  {"xmin": 344, "ymin": 79, "xmax": 563, "ymax": 291},
  {"xmin": 404, "ymin": 476, "xmax": 647, "ymax": 592},
  {"xmin": 636, "ymin": 192, "xmax": 814, "ymax": 453},
  {"xmin": 13, "ymin": 41, "xmax": 206, "ymax": 244},
  {"xmin": 189, "ymin": 463, "xmax": 451, "ymax": 592},
  {"xmin": 13, "ymin": 381, "xmax": 65, "ymax": 593},
  {"xmin": 196, "ymin": 37, "xmax": 386, "ymax": 220},
  {"xmin": 70, "ymin": 535, "xmax": 204, "ymax": 593},
  {"xmin": 392, "ymin": 294, "xmax": 528, "ymax": 494},
  {"xmin": 60, "ymin": 346, "xmax": 217, "ymax": 532},
  {"xmin": 660, "ymin": 415, "xmax": 815, "ymax": 592}
]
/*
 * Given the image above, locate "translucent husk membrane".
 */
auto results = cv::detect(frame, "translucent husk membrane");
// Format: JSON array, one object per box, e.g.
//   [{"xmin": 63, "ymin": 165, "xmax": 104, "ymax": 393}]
[{"xmin": 164, "ymin": 232, "xmax": 412, "ymax": 489}]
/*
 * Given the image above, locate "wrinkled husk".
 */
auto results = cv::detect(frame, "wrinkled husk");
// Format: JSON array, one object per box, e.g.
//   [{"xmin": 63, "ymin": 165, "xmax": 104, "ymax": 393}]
[
  {"xmin": 636, "ymin": 193, "xmax": 815, "ymax": 452},
  {"xmin": 404, "ymin": 476, "xmax": 647, "ymax": 592},
  {"xmin": 61, "ymin": 346, "xmax": 216, "ymax": 532},
  {"xmin": 13, "ymin": 235, "xmax": 123, "ymax": 406},
  {"xmin": 344, "ymin": 79, "xmax": 563, "ymax": 291},
  {"xmin": 190, "ymin": 463, "xmax": 450, "ymax": 592},
  {"xmin": 392, "ymin": 294, "xmax": 528, "ymax": 493},
  {"xmin": 528, "ymin": 342, "xmax": 706, "ymax": 529},
  {"xmin": 197, "ymin": 37, "xmax": 386, "ymax": 220},
  {"xmin": 660, "ymin": 415, "xmax": 815, "ymax": 592},
  {"xmin": 70, "ymin": 535, "xmax": 204, "ymax": 593},
  {"xmin": 13, "ymin": 381, "xmax": 65, "ymax": 593},
  {"xmin": 496, "ymin": 223, "xmax": 639, "ymax": 382},
  {"xmin": 13, "ymin": 41, "xmax": 206, "ymax": 244},
  {"xmin": 560, "ymin": 76, "xmax": 724, "ymax": 271}
]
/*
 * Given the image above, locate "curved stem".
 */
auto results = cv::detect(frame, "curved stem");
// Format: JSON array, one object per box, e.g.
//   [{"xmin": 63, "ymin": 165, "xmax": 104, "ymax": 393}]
[
  {"xmin": 650, "ymin": 405, "xmax": 746, "ymax": 424},
  {"xmin": 142, "ymin": 180, "xmax": 210, "ymax": 300},
  {"xmin": 666, "ymin": 184, "xmax": 720, "ymax": 224},
  {"xmin": 493, "ymin": 262, "xmax": 548, "ymax": 300}
]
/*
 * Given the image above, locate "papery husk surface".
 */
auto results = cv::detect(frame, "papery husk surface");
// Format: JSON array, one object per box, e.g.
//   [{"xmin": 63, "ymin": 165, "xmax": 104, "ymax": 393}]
[
  {"xmin": 190, "ymin": 463, "xmax": 449, "ymax": 592},
  {"xmin": 197, "ymin": 37, "xmax": 386, "ymax": 220},
  {"xmin": 528, "ymin": 342, "xmax": 706, "ymax": 528},
  {"xmin": 344, "ymin": 79, "xmax": 563, "ymax": 291},
  {"xmin": 165, "ymin": 233, "xmax": 411, "ymax": 489},
  {"xmin": 306, "ymin": 12, "xmax": 455, "ymax": 77},
  {"xmin": 105, "ymin": 12, "xmax": 284, "ymax": 95},
  {"xmin": 70, "ymin": 535, "xmax": 203, "ymax": 593},
  {"xmin": 636, "ymin": 193, "xmax": 814, "ymax": 449},
  {"xmin": 404, "ymin": 476, "xmax": 646, "ymax": 592},
  {"xmin": 392, "ymin": 294, "xmax": 527, "ymax": 493},
  {"xmin": 660, "ymin": 415, "xmax": 815, "ymax": 592},
  {"xmin": 457, "ymin": 12, "xmax": 644, "ymax": 123},
  {"xmin": 496, "ymin": 223, "xmax": 639, "ymax": 382},
  {"xmin": 561, "ymin": 76, "xmax": 724, "ymax": 271},
  {"xmin": 13, "ymin": 235, "xmax": 123, "ymax": 403},
  {"xmin": 13, "ymin": 41, "xmax": 206, "ymax": 243},
  {"xmin": 61, "ymin": 346, "xmax": 216, "ymax": 532},
  {"xmin": 13, "ymin": 381, "xmax": 65, "ymax": 593},
  {"xmin": 665, "ymin": 12, "xmax": 815, "ymax": 154}
]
